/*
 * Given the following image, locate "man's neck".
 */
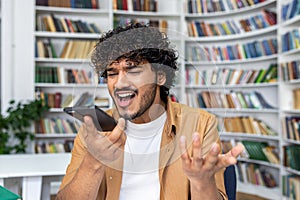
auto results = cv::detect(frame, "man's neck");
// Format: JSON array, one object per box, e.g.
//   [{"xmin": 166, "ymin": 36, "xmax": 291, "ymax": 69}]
[{"xmin": 131, "ymin": 100, "xmax": 166, "ymax": 124}]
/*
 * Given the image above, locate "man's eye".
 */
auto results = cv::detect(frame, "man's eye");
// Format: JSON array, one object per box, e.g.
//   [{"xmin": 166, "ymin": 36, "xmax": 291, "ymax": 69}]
[
  {"xmin": 128, "ymin": 69, "xmax": 142, "ymax": 74},
  {"xmin": 107, "ymin": 73, "xmax": 118, "ymax": 76},
  {"xmin": 128, "ymin": 71, "xmax": 141, "ymax": 74}
]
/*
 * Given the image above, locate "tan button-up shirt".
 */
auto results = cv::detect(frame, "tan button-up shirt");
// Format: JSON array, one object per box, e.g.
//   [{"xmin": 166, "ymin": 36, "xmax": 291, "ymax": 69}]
[{"xmin": 60, "ymin": 100, "xmax": 227, "ymax": 200}]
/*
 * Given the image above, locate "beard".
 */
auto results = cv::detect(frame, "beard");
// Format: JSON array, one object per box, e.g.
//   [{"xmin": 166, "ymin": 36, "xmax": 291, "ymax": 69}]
[{"xmin": 114, "ymin": 83, "xmax": 157, "ymax": 121}]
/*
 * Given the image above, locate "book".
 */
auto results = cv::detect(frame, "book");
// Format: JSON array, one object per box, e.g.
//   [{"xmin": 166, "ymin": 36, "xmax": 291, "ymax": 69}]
[
  {"xmin": 293, "ymin": 88, "xmax": 300, "ymax": 109},
  {"xmin": 0, "ymin": 186, "xmax": 22, "ymax": 200}
]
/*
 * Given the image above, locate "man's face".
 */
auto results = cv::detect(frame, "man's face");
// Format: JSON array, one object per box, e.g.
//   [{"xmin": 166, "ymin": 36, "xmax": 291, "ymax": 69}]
[{"xmin": 106, "ymin": 59, "xmax": 161, "ymax": 122}]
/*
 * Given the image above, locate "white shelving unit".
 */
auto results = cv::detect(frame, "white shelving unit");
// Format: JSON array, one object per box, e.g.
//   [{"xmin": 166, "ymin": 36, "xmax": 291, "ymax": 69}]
[
  {"xmin": 277, "ymin": 0, "xmax": 300, "ymax": 199},
  {"xmin": 183, "ymin": 0, "xmax": 281, "ymax": 199},
  {"xmin": 1, "ymin": 0, "xmax": 300, "ymax": 198},
  {"xmin": 30, "ymin": 0, "xmax": 185, "ymax": 154}
]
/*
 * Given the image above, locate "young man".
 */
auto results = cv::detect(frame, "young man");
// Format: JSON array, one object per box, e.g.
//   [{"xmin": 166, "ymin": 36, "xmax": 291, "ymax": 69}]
[{"xmin": 56, "ymin": 23, "xmax": 244, "ymax": 200}]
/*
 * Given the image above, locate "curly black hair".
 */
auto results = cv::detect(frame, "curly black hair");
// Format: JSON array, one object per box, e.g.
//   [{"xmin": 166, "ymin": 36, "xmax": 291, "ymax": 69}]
[{"xmin": 90, "ymin": 23, "xmax": 178, "ymax": 103}]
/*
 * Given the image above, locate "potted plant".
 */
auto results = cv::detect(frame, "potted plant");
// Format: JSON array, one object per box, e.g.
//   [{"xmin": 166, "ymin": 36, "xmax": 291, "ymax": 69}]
[{"xmin": 0, "ymin": 99, "xmax": 49, "ymax": 154}]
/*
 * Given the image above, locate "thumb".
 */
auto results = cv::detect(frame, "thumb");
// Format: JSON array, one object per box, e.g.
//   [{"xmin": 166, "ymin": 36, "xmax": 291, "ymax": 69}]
[
  {"xmin": 116, "ymin": 118, "xmax": 126, "ymax": 131},
  {"xmin": 108, "ymin": 118, "xmax": 126, "ymax": 141}
]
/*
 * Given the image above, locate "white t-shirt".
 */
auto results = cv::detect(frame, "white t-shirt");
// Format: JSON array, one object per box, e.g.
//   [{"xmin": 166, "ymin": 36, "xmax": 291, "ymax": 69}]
[{"xmin": 119, "ymin": 112, "xmax": 167, "ymax": 200}]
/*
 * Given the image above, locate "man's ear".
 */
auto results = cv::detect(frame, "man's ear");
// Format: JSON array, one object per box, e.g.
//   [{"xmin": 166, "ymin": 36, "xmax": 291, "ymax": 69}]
[{"xmin": 157, "ymin": 71, "xmax": 166, "ymax": 86}]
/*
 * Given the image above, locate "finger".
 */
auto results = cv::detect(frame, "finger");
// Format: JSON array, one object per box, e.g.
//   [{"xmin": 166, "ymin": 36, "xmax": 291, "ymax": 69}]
[
  {"xmin": 191, "ymin": 133, "xmax": 203, "ymax": 168},
  {"xmin": 107, "ymin": 118, "xmax": 126, "ymax": 144},
  {"xmin": 227, "ymin": 143, "xmax": 245, "ymax": 158},
  {"xmin": 216, "ymin": 155, "xmax": 237, "ymax": 168},
  {"xmin": 217, "ymin": 143, "xmax": 245, "ymax": 167},
  {"xmin": 179, "ymin": 136, "xmax": 191, "ymax": 166},
  {"xmin": 83, "ymin": 115, "xmax": 98, "ymax": 137},
  {"xmin": 203, "ymin": 143, "xmax": 220, "ymax": 170}
]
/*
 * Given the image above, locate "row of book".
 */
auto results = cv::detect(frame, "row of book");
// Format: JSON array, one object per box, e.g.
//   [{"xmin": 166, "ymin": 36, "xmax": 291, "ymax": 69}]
[
  {"xmin": 283, "ymin": 145, "xmax": 300, "ymax": 171},
  {"xmin": 35, "ymin": 117, "xmax": 81, "ymax": 134},
  {"xmin": 35, "ymin": 66, "xmax": 94, "ymax": 84},
  {"xmin": 235, "ymin": 162, "xmax": 277, "ymax": 187},
  {"xmin": 281, "ymin": 0, "xmax": 300, "ymax": 22},
  {"xmin": 187, "ymin": 10, "xmax": 276, "ymax": 37},
  {"xmin": 35, "ymin": 89, "xmax": 109, "ymax": 111},
  {"xmin": 186, "ymin": 90, "xmax": 275, "ymax": 109},
  {"xmin": 218, "ymin": 116, "xmax": 277, "ymax": 136},
  {"xmin": 241, "ymin": 140, "xmax": 280, "ymax": 164},
  {"xmin": 113, "ymin": 0, "xmax": 158, "ymax": 12},
  {"xmin": 222, "ymin": 139, "xmax": 280, "ymax": 165},
  {"xmin": 185, "ymin": 64, "xmax": 277, "ymax": 86},
  {"xmin": 36, "ymin": 0, "xmax": 99, "ymax": 9},
  {"xmin": 281, "ymin": 28, "xmax": 300, "ymax": 52},
  {"xmin": 36, "ymin": 14, "xmax": 101, "ymax": 33},
  {"xmin": 114, "ymin": 17, "xmax": 168, "ymax": 31},
  {"xmin": 281, "ymin": 60, "xmax": 300, "ymax": 81},
  {"xmin": 282, "ymin": 174, "xmax": 300, "ymax": 200},
  {"xmin": 283, "ymin": 116, "xmax": 300, "ymax": 141},
  {"xmin": 61, "ymin": 92, "xmax": 110, "ymax": 108},
  {"xmin": 35, "ymin": 141, "xmax": 74, "ymax": 154},
  {"xmin": 186, "ymin": 38, "xmax": 277, "ymax": 62},
  {"xmin": 36, "ymin": 39, "xmax": 97, "ymax": 59},
  {"xmin": 186, "ymin": 0, "xmax": 267, "ymax": 14}
]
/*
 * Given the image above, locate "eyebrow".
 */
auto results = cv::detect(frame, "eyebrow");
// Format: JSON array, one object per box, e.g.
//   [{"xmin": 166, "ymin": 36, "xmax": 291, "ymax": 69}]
[{"xmin": 106, "ymin": 65, "xmax": 143, "ymax": 72}]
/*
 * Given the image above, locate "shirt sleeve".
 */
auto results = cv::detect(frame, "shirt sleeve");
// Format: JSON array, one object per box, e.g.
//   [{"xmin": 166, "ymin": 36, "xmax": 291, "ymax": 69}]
[
  {"xmin": 59, "ymin": 126, "xmax": 88, "ymax": 190},
  {"xmin": 197, "ymin": 112, "xmax": 228, "ymax": 200}
]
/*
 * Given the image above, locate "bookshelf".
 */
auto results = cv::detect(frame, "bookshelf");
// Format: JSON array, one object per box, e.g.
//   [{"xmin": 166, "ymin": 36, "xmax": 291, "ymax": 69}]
[
  {"xmin": 278, "ymin": 0, "xmax": 300, "ymax": 199},
  {"xmin": 1, "ymin": 0, "xmax": 300, "ymax": 199},
  {"xmin": 32, "ymin": 0, "xmax": 113, "ymax": 153},
  {"xmin": 31, "ymin": 0, "xmax": 185, "ymax": 154},
  {"xmin": 183, "ymin": 0, "xmax": 281, "ymax": 199}
]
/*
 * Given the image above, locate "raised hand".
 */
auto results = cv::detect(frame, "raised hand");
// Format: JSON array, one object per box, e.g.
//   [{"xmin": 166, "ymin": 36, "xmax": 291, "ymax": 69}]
[
  {"xmin": 179, "ymin": 132, "xmax": 244, "ymax": 186},
  {"xmin": 81, "ymin": 115, "xmax": 126, "ymax": 164}
]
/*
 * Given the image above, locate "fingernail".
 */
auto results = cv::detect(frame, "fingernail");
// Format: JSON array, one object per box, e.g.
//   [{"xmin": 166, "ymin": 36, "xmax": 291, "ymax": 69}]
[
  {"xmin": 118, "ymin": 118, "xmax": 125, "ymax": 129},
  {"xmin": 84, "ymin": 116, "xmax": 91, "ymax": 124},
  {"xmin": 192, "ymin": 133, "xmax": 199, "ymax": 141}
]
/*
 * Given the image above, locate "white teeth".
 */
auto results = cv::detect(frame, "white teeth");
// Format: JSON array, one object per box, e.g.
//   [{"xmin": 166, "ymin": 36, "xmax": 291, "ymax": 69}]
[{"xmin": 118, "ymin": 93, "xmax": 134, "ymax": 98}]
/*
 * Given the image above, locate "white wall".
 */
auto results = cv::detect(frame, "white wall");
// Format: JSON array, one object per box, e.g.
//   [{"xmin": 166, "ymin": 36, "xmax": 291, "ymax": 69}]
[{"xmin": 1, "ymin": 0, "xmax": 35, "ymax": 115}]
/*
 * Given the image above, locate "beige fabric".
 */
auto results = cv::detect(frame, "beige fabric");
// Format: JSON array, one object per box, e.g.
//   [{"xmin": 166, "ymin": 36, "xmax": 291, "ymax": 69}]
[{"xmin": 60, "ymin": 99, "xmax": 228, "ymax": 200}]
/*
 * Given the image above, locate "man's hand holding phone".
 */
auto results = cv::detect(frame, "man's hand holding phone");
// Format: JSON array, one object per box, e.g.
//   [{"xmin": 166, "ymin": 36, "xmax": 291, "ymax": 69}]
[{"xmin": 81, "ymin": 116, "xmax": 126, "ymax": 164}]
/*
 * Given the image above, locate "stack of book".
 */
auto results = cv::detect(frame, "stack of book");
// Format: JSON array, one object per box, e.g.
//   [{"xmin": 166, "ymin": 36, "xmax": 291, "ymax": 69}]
[
  {"xmin": 282, "ymin": 116, "xmax": 300, "ymax": 141},
  {"xmin": 188, "ymin": 90, "xmax": 275, "ymax": 109},
  {"xmin": 218, "ymin": 116, "xmax": 277, "ymax": 136},
  {"xmin": 293, "ymin": 88, "xmax": 300, "ymax": 109},
  {"xmin": 187, "ymin": 0, "xmax": 267, "ymax": 14},
  {"xmin": 35, "ymin": 66, "xmax": 93, "ymax": 85},
  {"xmin": 187, "ymin": 9, "xmax": 276, "ymax": 37},
  {"xmin": 241, "ymin": 140, "xmax": 280, "ymax": 164},
  {"xmin": 281, "ymin": 60, "xmax": 300, "ymax": 81},
  {"xmin": 186, "ymin": 38, "xmax": 277, "ymax": 62},
  {"xmin": 186, "ymin": 63, "xmax": 277, "ymax": 86},
  {"xmin": 36, "ymin": 14, "xmax": 101, "ymax": 33},
  {"xmin": 236, "ymin": 162, "xmax": 277, "ymax": 187},
  {"xmin": 283, "ymin": 145, "xmax": 300, "ymax": 171},
  {"xmin": 113, "ymin": 0, "xmax": 158, "ymax": 12},
  {"xmin": 36, "ymin": 0, "xmax": 99, "ymax": 9}
]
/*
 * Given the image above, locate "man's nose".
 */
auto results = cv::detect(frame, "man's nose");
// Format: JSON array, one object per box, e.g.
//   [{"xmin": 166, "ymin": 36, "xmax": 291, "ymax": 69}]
[{"xmin": 115, "ymin": 71, "xmax": 130, "ymax": 88}]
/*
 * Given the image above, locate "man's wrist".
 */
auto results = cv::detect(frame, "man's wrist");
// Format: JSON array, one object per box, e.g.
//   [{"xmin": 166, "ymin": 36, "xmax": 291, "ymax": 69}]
[
  {"xmin": 83, "ymin": 152, "xmax": 105, "ymax": 172},
  {"xmin": 190, "ymin": 178, "xmax": 216, "ymax": 191}
]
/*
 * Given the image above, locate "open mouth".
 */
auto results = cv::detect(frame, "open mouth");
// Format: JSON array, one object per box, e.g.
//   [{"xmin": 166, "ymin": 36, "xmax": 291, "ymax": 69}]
[{"xmin": 115, "ymin": 91, "xmax": 137, "ymax": 108}]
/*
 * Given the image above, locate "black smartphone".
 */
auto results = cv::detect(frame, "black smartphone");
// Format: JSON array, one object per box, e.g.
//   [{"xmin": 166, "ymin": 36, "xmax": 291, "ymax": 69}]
[{"xmin": 63, "ymin": 105, "xmax": 117, "ymax": 132}]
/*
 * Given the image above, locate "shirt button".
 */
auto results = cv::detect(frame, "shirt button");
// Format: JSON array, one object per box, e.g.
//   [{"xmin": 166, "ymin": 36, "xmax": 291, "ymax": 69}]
[{"xmin": 109, "ymin": 176, "xmax": 113, "ymax": 180}]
